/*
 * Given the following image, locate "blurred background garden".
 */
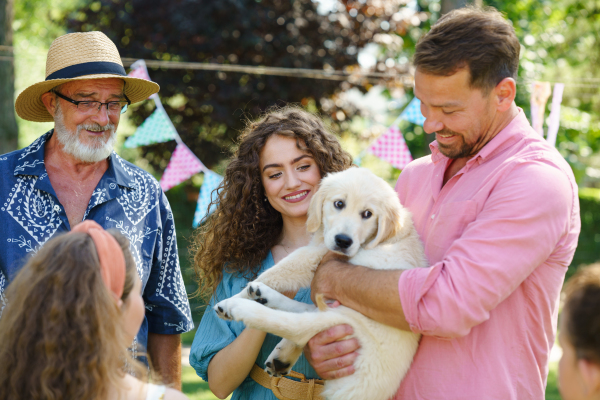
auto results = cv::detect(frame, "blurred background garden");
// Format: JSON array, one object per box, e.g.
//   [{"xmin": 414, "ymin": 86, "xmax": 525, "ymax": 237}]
[{"xmin": 2, "ymin": 0, "xmax": 599, "ymax": 398}]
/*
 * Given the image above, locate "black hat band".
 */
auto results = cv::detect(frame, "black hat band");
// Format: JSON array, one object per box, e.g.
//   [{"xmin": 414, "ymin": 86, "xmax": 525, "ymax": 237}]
[{"xmin": 46, "ymin": 61, "xmax": 126, "ymax": 81}]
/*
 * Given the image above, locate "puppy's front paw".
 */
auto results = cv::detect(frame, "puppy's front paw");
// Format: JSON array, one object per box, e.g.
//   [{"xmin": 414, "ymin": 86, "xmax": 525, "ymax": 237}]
[
  {"xmin": 214, "ymin": 299, "xmax": 237, "ymax": 320},
  {"xmin": 235, "ymin": 282, "xmax": 270, "ymax": 305},
  {"xmin": 265, "ymin": 358, "xmax": 292, "ymax": 377},
  {"xmin": 265, "ymin": 339, "xmax": 303, "ymax": 377}
]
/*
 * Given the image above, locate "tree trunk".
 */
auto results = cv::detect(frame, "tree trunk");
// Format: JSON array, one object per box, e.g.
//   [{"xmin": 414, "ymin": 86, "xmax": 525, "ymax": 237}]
[
  {"xmin": 441, "ymin": 0, "xmax": 483, "ymax": 14},
  {"xmin": 0, "ymin": 0, "xmax": 18, "ymax": 154}
]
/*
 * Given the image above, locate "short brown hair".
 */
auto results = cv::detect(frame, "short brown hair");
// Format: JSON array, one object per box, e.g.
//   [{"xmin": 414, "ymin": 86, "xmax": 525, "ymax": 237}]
[
  {"xmin": 562, "ymin": 263, "xmax": 600, "ymax": 364},
  {"xmin": 414, "ymin": 6, "xmax": 520, "ymax": 91}
]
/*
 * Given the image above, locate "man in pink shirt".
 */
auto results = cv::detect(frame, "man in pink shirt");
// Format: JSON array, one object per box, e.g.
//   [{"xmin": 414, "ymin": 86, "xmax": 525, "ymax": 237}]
[{"xmin": 305, "ymin": 7, "xmax": 580, "ymax": 399}]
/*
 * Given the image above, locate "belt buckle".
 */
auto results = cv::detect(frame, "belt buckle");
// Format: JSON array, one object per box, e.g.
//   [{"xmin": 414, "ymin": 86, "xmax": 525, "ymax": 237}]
[{"xmin": 271, "ymin": 375, "xmax": 282, "ymax": 388}]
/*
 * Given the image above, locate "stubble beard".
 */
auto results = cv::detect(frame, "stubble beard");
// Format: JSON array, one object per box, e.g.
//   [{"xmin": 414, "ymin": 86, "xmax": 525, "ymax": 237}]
[
  {"xmin": 436, "ymin": 128, "xmax": 483, "ymax": 160},
  {"xmin": 53, "ymin": 102, "xmax": 117, "ymax": 163}
]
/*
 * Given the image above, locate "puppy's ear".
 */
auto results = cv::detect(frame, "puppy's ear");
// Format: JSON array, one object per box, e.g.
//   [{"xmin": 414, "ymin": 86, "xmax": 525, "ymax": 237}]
[
  {"xmin": 306, "ymin": 185, "xmax": 326, "ymax": 233},
  {"xmin": 365, "ymin": 201, "xmax": 403, "ymax": 249}
]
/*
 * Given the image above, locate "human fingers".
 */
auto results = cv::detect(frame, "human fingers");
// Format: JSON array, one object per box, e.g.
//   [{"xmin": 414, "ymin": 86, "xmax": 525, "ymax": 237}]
[
  {"xmin": 311, "ymin": 253, "xmax": 349, "ymax": 302},
  {"xmin": 309, "ymin": 324, "xmax": 354, "ymax": 347},
  {"xmin": 304, "ymin": 325, "xmax": 360, "ymax": 377},
  {"xmin": 308, "ymin": 334, "xmax": 360, "ymax": 364},
  {"xmin": 310, "ymin": 351, "xmax": 358, "ymax": 380}
]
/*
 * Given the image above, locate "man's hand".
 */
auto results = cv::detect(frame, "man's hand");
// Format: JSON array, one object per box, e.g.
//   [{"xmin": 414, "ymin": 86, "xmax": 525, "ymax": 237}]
[
  {"xmin": 304, "ymin": 324, "xmax": 360, "ymax": 380},
  {"xmin": 311, "ymin": 251, "xmax": 350, "ymax": 303}
]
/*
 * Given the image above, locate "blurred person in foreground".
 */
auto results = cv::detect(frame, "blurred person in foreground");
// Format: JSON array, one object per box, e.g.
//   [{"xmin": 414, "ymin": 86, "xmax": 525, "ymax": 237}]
[
  {"xmin": 190, "ymin": 107, "xmax": 353, "ymax": 400},
  {"xmin": 558, "ymin": 263, "xmax": 600, "ymax": 400},
  {"xmin": 0, "ymin": 221, "xmax": 188, "ymax": 400},
  {"xmin": 0, "ymin": 31, "xmax": 193, "ymax": 388},
  {"xmin": 305, "ymin": 7, "xmax": 580, "ymax": 399}
]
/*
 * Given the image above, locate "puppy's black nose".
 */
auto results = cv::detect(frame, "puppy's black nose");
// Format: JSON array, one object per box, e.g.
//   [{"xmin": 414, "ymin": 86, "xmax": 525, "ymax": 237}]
[{"xmin": 334, "ymin": 234, "xmax": 353, "ymax": 249}]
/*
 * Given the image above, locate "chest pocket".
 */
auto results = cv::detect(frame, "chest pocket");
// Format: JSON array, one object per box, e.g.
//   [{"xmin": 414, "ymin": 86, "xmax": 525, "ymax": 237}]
[{"xmin": 426, "ymin": 200, "xmax": 477, "ymax": 264}]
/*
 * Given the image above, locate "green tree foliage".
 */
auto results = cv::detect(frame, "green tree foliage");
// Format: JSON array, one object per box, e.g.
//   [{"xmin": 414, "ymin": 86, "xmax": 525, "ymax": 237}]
[
  {"xmin": 12, "ymin": 0, "xmax": 86, "ymax": 147},
  {"xmin": 63, "ymin": 0, "xmax": 388, "ymax": 170},
  {"xmin": 0, "ymin": 0, "xmax": 18, "ymax": 154},
  {"xmin": 485, "ymin": 0, "xmax": 600, "ymax": 186}
]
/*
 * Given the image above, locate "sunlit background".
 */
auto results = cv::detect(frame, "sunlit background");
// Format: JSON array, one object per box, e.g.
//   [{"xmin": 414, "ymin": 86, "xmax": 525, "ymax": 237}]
[{"xmin": 5, "ymin": 1, "xmax": 600, "ymax": 398}]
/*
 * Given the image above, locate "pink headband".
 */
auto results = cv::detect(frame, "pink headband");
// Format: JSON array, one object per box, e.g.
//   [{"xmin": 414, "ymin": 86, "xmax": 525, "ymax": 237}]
[{"xmin": 71, "ymin": 220, "xmax": 126, "ymax": 302}]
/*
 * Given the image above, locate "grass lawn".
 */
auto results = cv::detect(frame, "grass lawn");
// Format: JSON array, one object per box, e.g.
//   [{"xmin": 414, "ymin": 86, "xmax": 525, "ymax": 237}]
[
  {"xmin": 546, "ymin": 362, "xmax": 562, "ymax": 400},
  {"xmin": 182, "ymin": 365, "xmax": 230, "ymax": 400}
]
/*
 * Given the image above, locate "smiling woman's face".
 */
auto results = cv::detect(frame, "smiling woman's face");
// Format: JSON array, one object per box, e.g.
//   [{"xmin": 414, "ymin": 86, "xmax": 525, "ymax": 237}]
[{"xmin": 259, "ymin": 135, "xmax": 321, "ymax": 222}]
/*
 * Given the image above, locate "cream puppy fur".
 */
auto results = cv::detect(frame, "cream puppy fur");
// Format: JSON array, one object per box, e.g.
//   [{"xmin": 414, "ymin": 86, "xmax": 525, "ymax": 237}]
[{"xmin": 215, "ymin": 167, "xmax": 427, "ymax": 400}]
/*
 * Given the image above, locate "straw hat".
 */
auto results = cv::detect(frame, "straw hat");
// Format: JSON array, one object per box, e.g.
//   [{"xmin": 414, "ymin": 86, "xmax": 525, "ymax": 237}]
[{"xmin": 15, "ymin": 31, "xmax": 159, "ymax": 122}]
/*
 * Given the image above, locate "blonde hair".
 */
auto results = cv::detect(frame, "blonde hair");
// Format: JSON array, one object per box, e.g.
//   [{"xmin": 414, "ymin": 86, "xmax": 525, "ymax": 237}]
[{"xmin": 0, "ymin": 230, "xmax": 147, "ymax": 400}]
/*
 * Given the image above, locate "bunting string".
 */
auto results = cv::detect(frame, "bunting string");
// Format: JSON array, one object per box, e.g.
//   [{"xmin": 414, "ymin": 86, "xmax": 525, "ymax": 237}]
[
  {"xmin": 125, "ymin": 59, "xmax": 573, "ymax": 226},
  {"xmin": 126, "ymin": 60, "xmax": 223, "ymax": 225}
]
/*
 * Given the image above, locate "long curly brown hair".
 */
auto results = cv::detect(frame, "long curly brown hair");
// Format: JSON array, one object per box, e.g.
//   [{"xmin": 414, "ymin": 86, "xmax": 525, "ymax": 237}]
[
  {"xmin": 0, "ymin": 230, "xmax": 147, "ymax": 400},
  {"xmin": 192, "ymin": 106, "xmax": 353, "ymax": 298}
]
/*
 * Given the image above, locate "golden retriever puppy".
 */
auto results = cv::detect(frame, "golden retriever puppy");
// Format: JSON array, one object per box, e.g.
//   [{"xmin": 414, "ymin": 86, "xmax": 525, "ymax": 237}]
[{"xmin": 215, "ymin": 167, "xmax": 427, "ymax": 400}]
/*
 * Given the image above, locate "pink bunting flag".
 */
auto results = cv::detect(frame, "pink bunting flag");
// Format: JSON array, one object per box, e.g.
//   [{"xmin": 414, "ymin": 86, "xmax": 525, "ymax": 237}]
[
  {"xmin": 128, "ymin": 61, "xmax": 151, "ymax": 81},
  {"xmin": 159, "ymin": 143, "xmax": 207, "ymax": 191},
  {"xmin": 368, "ymin": 126, "xmax": 413, "ymax": 169},
  {"xmin": 128, "ymin": 60, "xmax": 156, "ymax": 100}
]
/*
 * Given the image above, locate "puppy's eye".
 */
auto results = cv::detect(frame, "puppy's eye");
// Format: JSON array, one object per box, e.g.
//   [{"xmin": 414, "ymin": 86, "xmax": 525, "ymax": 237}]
[
  {"xmin": 361, "ymin": 210, "xmax": 372, "ymax": 219},
  {"xmin": 334, "ymin": 200, "xmax": 344, "ymax": 209}
]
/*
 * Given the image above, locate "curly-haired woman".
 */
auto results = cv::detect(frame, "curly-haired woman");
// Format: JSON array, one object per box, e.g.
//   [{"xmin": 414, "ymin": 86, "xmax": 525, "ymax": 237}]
[
  {"xmin": 0, "ymin": 221, "xmax": 188, "ymax": 400},
  {"xmin": 189, "ymin": 106, "xmax": 353, "ymax": 399}
]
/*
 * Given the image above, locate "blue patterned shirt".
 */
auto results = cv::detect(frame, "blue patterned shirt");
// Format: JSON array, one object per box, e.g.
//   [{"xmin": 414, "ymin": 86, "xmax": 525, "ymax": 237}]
[{"xmin": 0, "ymin": 130, "xmax": 193, "ymax": 351}]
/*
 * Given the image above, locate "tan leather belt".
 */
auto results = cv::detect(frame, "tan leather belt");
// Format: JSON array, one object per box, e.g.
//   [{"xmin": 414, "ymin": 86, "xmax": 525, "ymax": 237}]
[{"xmin": 250, "ymin": 363, "xmax": 325, "ymax": 400}]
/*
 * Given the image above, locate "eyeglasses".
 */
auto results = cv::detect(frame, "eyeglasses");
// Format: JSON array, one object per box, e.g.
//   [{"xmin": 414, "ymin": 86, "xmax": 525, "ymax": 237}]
[{"xmin": 52, "ymin": 90, "xmax": 131, "ymax": 115}]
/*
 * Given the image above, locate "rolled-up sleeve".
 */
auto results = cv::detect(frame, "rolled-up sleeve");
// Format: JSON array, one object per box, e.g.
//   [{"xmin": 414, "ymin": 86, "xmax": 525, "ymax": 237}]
[{"xmin": 399, "ymin": 160, "xmax": 576, "ymax": 338}]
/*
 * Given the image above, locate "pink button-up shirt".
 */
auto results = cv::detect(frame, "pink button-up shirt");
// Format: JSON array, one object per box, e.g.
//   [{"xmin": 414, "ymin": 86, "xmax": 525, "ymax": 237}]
[{"xmin": 394, "ymin": 110, "xmax": 580, "ymax": 399}]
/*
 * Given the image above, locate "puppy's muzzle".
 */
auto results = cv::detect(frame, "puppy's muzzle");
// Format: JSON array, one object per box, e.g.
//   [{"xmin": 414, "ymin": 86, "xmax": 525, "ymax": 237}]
[{"xmin": 334, "ymin": 234, "xmax": 353, "ymax": 250}]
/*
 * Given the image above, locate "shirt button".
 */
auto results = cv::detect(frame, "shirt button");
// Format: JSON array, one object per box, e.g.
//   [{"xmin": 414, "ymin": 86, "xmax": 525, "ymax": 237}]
[
  {"xmin": 431, "ymin": 214, "xmax": 435, "ymax": 219},
  {"xmin": 53, "ymin": 205, "xmax": 61, "ymax": 212}
]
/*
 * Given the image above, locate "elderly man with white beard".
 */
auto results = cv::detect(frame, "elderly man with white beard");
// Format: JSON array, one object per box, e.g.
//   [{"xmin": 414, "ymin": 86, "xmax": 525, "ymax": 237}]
[{"xmin": 0, "ymin": 32, "xmax": 193, "ymax": 388}]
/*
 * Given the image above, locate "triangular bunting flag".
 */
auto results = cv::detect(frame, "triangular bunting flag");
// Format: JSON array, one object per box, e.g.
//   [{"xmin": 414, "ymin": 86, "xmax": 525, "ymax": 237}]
[
  {"xmin": 530, "ymin": 81, "xmax": 551, "ymax": 136},
  {"xmin": 124, "ymin": 108, "xmax": 178, "ymax": 148},
  {"xmin": 400, "ymin": 97, "xmax": 426, "ymax": 126},
  {"xmin": 128, "ymin": 60, "xmax": 155, "ymax": 100},
  {"xmin": 193, "ymin": 170, "xmax": 224, "ymax": 228},
  {"xmin": 546, "ymin": 83, "xmax": 564, "ymax": 148},
  {"xmin": 128, "ymin": 60, "xmax": 152, "ymax": 81},
  {"xmin": 159, "ymin": 143, "xmax": 206, "ymax": 191},
  {"xmin": 367, "ymin": 125, "xmax": 413, "ymax": 169}
]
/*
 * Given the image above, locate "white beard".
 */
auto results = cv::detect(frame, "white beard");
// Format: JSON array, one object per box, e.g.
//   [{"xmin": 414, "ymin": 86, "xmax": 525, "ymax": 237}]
[{"xmin": 53, "ymin": 103, "xmax": 117, "ymax": 163}]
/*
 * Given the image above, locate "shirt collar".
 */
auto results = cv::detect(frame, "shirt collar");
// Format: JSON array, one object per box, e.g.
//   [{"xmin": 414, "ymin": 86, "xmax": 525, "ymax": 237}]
[
  {"xmin": 106, "ymin": 153, "xmax": 136, "ymax": 190},
  {"xmin": 13, "ymin": 130, "xmax": 52, "ymax": 177},
  {"xmin": 429, "ymin": 108, "xmax": 529, "ymax": 168},
  {"xmin": 14, "ymin": 129, "xmax": 136, "ymax": 190}
]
